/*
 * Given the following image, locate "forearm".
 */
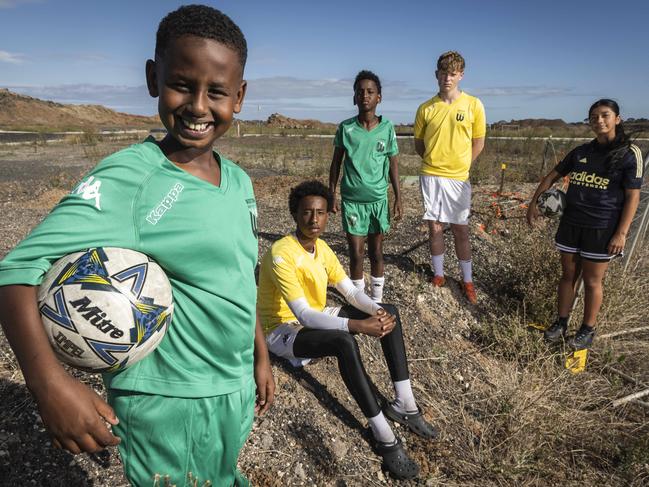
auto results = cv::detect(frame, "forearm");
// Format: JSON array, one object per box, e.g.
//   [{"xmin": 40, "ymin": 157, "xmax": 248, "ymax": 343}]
[
  {"xmin": 530, "ymin": 170, "xmax": 562, "ymax": 205},
  {"xmin": 335, "ymin": 278, "xmax": 381, "ymax": 315},
  {"xmin": 615, "ymin": 190, "xmax": 641, "ymax": 236},
  {"xmin": 0, "ymin": 285, "xmax": 65, "ymax": 392},
  {"xmin": 253, "ymin": 314, "xmax": 270, "ymax": 365},
  {"xmin": 328, "ymin": 147, "xmax": 344, "ymax": 194},
  {"xmin": 414, "ymin": 138, "xmax": 425, "ymax": 158},
  {"xmin": 388, "ymin": 156, "xmax": 401, "ymax": 200},
  {"xmin": 471, "ymin": 137, "xmax": 485, "ymax": 162},
  {"xmin": 287, "ymin": 297, "xmax": 349, "ymax": 331}
]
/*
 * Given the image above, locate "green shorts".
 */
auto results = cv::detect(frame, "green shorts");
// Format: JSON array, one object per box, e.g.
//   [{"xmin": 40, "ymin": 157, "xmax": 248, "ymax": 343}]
[
  {"xmin": 108, "ymin": 379, "xmax": 255, "ymax": 487},
  {"xmin": 341, "ymin": 198, "xmax": 390, "ymax": 236}
]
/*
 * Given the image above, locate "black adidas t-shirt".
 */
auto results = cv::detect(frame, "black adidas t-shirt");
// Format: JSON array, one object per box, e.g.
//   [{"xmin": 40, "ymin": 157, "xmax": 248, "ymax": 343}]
[{"xmin": 555, "ymin": 140, "xmax": 643, "ymax": 228}]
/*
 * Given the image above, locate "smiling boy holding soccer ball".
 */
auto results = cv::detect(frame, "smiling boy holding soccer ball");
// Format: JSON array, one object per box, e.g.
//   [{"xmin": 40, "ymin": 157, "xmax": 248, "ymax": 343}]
[{"xmin": 0, "ymin": 5, "xmax": 274, "ymax": 486}]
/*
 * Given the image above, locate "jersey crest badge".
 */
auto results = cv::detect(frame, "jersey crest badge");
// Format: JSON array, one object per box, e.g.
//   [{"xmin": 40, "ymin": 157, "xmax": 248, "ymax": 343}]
[
  {"xmin": 376, "ymin": 140, "xmax": 386, "ymax": 152},
  {"xmin": 456, "ymin": 111, "xmax": 466, "ymax": 122}
]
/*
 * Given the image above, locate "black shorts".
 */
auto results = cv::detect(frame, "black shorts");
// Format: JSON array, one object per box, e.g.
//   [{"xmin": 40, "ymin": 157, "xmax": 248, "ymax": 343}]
[{"xmin": 555, "ymin": 220, "xmax": 619, "ymax": 262}]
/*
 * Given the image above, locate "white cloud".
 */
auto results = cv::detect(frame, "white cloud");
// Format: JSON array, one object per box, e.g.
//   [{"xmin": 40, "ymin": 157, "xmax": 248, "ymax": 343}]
[
  {"xmin": 472, "ymin": 86, "xmax": 574, "ymax": 97},
  {"xmin": 0, "ymin": 50, "xmax": 24, "ymax": 64}
]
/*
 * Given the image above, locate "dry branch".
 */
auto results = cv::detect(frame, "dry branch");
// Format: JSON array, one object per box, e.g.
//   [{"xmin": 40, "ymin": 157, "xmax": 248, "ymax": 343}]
[
  {"xmin": 599, "ymin": 326, "xmax": 649, "ymax": 339},
  {"xmin": 612, "ymin": 388, "xmax": 649, "ymax": 407}
]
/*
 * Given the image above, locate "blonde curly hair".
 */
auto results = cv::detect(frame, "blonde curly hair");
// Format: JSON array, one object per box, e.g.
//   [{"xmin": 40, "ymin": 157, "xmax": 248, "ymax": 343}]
[{"xmin": 436, "ymin": 51, "xmax": 465, "ymax": 73}]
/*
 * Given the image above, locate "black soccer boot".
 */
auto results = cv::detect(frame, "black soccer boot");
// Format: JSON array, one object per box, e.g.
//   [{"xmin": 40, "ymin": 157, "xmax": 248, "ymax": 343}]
[
  {"xmin": 569, "ymin": 324, "xmax": 596, "ymax": 350},
  {"xmin": 544, "ymin": 318, "xmax": 568, "ymax": 343}
]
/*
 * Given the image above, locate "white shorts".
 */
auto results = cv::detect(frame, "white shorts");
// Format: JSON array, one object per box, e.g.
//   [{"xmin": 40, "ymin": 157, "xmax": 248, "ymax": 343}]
[
  {"xmin": 265, "ymin": 306, "xmax": 341, "ymax": 367},
  {"xmin": 419, "ymin": 175, "xmax": 471, "ymax": 225}
]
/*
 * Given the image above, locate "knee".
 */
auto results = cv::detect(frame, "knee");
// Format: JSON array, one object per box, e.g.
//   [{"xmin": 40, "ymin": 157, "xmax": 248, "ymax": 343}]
[
  {"xmin": 430, "ymin": 222, "xmax": 444, "ymax": 236},
  {"xmin": 451, "ymin": 225, "xmax": 469, "ymax": 240},
  {"xmin": 332, "ymin": 331, "xmax": 360, "ymax": 355},
  {"xmin": 380, "ymin": 303, "xmax": 399, "ymax": 318},
  {"xmin": 368, "ymin": 248, "xmax": 382, "ymax": 265},
  {"xmin": 349, "ymin": 247, "xmax": 364, "ymax": 263},
  {"xmin": 582, "ymin": 275, "xmax": 603, "ymax": 291}
]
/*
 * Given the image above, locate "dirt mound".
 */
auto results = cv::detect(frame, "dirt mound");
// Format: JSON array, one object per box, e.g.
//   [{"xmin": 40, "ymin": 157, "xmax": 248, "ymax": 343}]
[
  {"xmin": 0, "ymin": 88, "xmax": 160, "ymax": 130},
  {"xmin": 265, "ymin": 113, "xmax": 335, "ymax": 130}
]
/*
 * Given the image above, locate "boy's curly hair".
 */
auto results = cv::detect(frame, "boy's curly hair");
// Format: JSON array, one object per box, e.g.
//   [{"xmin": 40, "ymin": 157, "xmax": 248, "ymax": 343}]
[
  {"xmin": 353, "ymin": 70, "xmax": 382, "ymax": 94},
  {"xmin": 289, "ymin": 180, "xmax": 332, "ymax": 215},
  {"xmin": 155, "ymin": 4, "xmax": 247, "ymax": 68},
  {"xmin": 437, "ymin": 51, "xmax": 465, "ymax": 72}
]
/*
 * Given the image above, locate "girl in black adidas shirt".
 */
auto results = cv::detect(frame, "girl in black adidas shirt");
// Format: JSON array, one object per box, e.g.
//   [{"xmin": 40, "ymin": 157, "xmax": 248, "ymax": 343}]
[{"xmin": 527, "ymin": 99, "xmax": 643, "ymax": 350}]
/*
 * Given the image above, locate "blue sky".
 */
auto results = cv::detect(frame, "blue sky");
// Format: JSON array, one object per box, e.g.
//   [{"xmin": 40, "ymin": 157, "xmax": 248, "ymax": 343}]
[{"xmin": 1, "ymin": 0, "xmax": 648, "ymax": 124}]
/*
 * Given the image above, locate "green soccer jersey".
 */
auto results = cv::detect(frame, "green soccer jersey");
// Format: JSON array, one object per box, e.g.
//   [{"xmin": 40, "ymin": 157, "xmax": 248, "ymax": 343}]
[
  {"xmin": 334, "ymin": 116, "xmax": 399, "ymax": 203},
  {"xmin": 0, "ymin": 137, "xmax": 258, "ymax": 397}
]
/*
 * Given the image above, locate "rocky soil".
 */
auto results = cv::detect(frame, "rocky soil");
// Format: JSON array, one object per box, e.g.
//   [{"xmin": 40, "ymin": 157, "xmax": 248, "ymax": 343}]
[{"xmin": 0, "ymin": 138, "xmax": 647, "ymax": 487}]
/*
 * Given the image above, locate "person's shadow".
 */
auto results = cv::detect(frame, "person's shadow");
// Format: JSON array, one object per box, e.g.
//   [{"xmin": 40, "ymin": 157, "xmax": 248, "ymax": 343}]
[
  {"xmin": 271, "ymin": 353, "xmax": 390, "ymax": 469},
  {"xmin": 0, "ymin": 378, "xmax": 119, "ymax": 486}
]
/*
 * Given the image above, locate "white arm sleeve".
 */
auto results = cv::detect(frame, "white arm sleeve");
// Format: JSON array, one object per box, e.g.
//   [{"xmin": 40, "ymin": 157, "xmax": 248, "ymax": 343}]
[
  {"xmin": 287, "ymin": 297, "xmax": 349, "ymax": 332},
  {"xmin": 335, "ymin": 277, "xmax": 382, "ymax": 315}
]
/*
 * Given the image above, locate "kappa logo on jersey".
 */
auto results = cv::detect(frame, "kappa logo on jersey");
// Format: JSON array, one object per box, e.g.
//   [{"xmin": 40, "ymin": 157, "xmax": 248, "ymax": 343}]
[
  {"xmin": 146, "ymin": 183, "xmax": 184, "ymax": 225},
  {"xmin": 376, "ymin": 140, "xmax": 386, "ymax": 152},
  {"xmin": 247, "ymin": 197, "xmax": 258, "ymax": 238},
  {"xmin": 72, "ymin": 176, "xmax": 102, "ymax": 210},
  {"xmin": 345, "ymin": 126, "xmax": 355, "ymax": 133},
  {"xmin": 456, "ymin": 111, "xmax": 466, "ymax": 122}
]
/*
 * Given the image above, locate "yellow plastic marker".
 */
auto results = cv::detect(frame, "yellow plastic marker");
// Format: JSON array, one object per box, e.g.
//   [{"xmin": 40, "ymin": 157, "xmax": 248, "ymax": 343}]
[
  {"xmin": 501, "ymin": 163, "xmax": 507, "ymax": 170},
  {"xmin": 528, "ymin": 322, "xmax": 549, "ymax": 331},
  {"xmin": 565, "ymin": 349, "xmax": 588, "ymax": 374}
]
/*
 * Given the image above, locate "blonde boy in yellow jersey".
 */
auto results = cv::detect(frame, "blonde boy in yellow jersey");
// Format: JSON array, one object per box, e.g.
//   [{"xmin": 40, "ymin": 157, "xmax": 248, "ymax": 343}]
[{"xmin": 414, "ymin": 51, "xmax": 486, "ymax": 304}]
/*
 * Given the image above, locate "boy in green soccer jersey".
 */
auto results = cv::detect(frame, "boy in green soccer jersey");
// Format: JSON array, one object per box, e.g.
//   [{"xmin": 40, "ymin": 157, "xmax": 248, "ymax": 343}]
[
  {"xmin": 329, "ymin": 70, "xmax": 402, "ymax": 302},
  {"xmin": 0, "ymin": 6, "xmax": 274, "ymax": 486}
]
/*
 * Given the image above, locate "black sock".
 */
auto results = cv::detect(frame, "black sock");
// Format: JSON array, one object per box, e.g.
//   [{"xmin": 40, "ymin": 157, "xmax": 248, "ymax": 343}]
[
  {"xmin": 558, "ymin": 316, "xmax": 569, "ymax": 326},
  {"xmin": 581, "ymin": 323, "xmax": 595, "ymax": 332}
]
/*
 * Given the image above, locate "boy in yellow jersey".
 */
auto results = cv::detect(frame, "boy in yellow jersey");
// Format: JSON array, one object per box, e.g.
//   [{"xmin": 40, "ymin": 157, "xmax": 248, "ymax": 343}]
[
  {"xmin": 257, "ymin": 180, "xmax": 438, "ymax": 480},
  {"xmin": 414, "ymin": 51, "xmax": 486, "ymax": 304}
]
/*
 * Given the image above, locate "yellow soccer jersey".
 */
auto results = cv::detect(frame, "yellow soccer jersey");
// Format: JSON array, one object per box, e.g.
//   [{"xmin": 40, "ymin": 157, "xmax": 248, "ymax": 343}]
[
  {"xmin": 257, "ymin": 235, "xmax": 348, "ymax": 333},
  {"xmin": 414, "ymin": 92, "xmax": 486, "ymax": 181}
]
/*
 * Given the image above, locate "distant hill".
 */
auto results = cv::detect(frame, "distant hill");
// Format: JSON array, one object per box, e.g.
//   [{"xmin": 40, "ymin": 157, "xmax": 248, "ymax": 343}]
[{"xmin": 0, "ymin": 88, "xmax": 160, "ymax": 131}]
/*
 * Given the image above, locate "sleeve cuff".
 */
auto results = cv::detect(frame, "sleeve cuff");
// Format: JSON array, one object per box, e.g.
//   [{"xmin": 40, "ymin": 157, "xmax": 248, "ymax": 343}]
[{"xmin": 0, "ymin": 266, "xmax": 47, "ymax": 287}]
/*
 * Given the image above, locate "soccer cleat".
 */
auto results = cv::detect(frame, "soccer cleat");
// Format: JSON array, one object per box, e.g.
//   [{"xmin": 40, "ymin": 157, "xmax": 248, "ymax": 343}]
[
  {"xmin": 543, "ymin": 319, "xmax": 567, "ymax": 343},
  {"xmin": 430, "ymin": 275, "xmax": 446, "ymax": 287},
  {"xmin": 462, "ymin": 282, "xmax": 477, "ymax": 304},
  {"xmin": 568, "ymin": 325, "xmax": 596, "ymax": 350}
]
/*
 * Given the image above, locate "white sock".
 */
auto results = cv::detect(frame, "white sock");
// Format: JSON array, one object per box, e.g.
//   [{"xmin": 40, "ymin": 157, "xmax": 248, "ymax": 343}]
[
  {"xmin": 370, "ymin": 275, "xmax": 384, "ymax": 303},
  {"xmin": 368, "ymin": 412, "xmax": 396, "ymax": 444},
  {"xmin": 431, "ymin": 254, "xmax": 444, "ymax": 277},
  {"xmin": 392, "ymin": 379, "xmax": 417, "ymax": 413},
  {"xmin": 459, "ymin": 259, "xmax": 473, "ymax": 283},
  {"xmin": 351, "ymin": 278, "xmax": 365, "ymax": 292}
]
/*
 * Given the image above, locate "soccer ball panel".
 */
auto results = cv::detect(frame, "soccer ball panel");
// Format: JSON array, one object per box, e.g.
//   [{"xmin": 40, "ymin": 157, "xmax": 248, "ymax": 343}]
[
  {"xmin": 38, "ymin": 248, "xmax": 173, "ymax": 372},
  {"xmin": 537, "ymin": 188, "xmax": 566, "ymax": 218}
]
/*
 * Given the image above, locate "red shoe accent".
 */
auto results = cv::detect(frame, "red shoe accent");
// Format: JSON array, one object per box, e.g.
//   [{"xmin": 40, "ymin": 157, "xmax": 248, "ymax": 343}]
[
  {"xmin": 462, "ymin": 282, "xmax": 478, "ymax": 304},
  {"xmin": 430, "ymin": 275, "xmax": 446, "ymax": 287},
  {"xmin": 463, "ymin": 282, "xmax": 477, "ymax": 304}
]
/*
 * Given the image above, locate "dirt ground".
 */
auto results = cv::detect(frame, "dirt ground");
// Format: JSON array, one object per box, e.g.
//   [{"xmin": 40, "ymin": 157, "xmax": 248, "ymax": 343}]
[{"xmin": 0, "ymin": 138, "xmax": 647, "ymax": 487}]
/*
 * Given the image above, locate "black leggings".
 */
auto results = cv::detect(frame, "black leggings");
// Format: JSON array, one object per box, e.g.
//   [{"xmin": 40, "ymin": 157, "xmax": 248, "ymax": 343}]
[{"xmin": 292, "ymin": 303, "xmax": 409, "ymax": 418}]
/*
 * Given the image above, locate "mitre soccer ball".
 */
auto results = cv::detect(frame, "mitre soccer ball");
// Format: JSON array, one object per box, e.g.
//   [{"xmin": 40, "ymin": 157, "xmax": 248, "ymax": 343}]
[
  {"xmin": 37, "ymin": 247, "xmax": 173, "ymax": 372},
  {"xmin": 537, "ymin": 188, "xmax": 566, "ymax": 218}
]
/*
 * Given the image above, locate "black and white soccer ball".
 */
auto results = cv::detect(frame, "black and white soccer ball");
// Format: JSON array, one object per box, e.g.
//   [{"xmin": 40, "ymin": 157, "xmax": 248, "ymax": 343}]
[
  {"xmin": 537, "ymin": 188, "xmax": 566, "ymax": 218},
  {"xmin": 38, "ymin": 247, "xmax": 173, "ymax": 372}
]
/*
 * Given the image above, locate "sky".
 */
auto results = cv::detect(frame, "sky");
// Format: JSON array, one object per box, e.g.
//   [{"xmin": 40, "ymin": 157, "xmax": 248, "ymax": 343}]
[{"xmin": 1, "ymin": 0, "xmax": 648, "ymax": 124}]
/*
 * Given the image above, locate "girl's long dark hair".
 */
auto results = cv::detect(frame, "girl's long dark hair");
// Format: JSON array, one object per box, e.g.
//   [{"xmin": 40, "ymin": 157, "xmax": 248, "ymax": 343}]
[{"xmin": 589, "ymin": 99, "xmax": 631, "ymax": 173}]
